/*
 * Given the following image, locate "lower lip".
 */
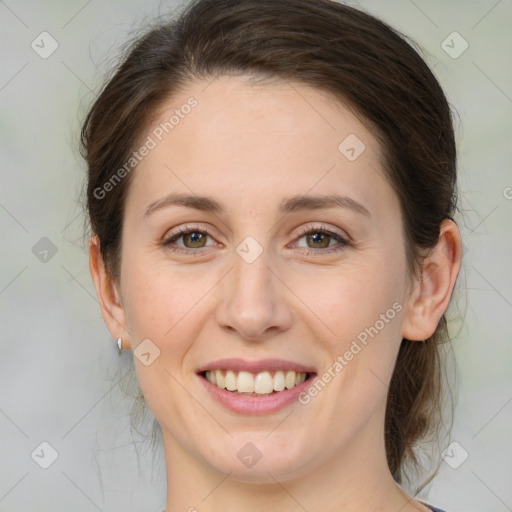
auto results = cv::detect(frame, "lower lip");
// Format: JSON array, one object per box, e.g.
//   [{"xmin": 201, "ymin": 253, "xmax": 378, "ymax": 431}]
[{"xmin": 198, "ymin": 373, "xmax": 316, "ymax": 415}]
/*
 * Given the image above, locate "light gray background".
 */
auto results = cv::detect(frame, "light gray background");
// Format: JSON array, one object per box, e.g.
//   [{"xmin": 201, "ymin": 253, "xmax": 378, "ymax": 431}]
[{"xmin": 1, "ymin": 1, "xmax": 511, "ymax": 511}]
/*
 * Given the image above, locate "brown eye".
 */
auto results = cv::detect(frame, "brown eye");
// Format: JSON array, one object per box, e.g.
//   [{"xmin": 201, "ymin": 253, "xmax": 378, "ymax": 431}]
[
  {"xmin": 182, "ymin": 231, "xmax": 207, "ymax": 248},
  {"xmin": 293, "ymin": 226, "xmax": 350, "ymax": 256},
  {"xmin": 305, "ymin": 232, "xmax": 332, "ymax": 249},
  {"xmin": 163, "ymin": 228, "xmax": 215, "ymax": 253}
]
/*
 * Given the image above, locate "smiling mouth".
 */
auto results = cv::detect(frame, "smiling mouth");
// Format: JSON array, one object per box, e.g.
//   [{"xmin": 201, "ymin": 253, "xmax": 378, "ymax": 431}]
[{"xmin": 200, "ymin": 370, "xmax": 315, "ymax": 396}]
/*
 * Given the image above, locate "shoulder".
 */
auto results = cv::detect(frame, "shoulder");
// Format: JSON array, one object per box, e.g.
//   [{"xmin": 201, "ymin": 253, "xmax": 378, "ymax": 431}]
[{"xmin": 417, "ymin": 500, "xmax": 448, "ymax": 512}]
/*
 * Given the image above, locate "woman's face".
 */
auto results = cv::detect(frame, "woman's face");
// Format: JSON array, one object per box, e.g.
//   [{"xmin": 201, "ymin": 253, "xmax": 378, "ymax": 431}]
[{"xmin": 115, "ymin": 76, "xmax": 417, "ymax": 481}]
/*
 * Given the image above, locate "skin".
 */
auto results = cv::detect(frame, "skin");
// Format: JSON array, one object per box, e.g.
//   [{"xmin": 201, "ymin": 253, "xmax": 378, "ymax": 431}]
[{"xmin": 90, "ymin": 75, "xmax": 462, "ymax": 512}]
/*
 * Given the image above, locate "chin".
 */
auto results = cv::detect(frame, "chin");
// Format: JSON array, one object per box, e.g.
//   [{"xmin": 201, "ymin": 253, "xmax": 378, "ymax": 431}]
[{"xmin": 200, "ymin": 435, "xmax": 314, "ymax": 484}]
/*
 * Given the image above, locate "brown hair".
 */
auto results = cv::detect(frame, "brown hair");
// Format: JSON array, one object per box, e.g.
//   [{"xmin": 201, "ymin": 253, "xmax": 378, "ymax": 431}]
[{"xmin": 82, "ymin": 0, "xmax": 460, "ymax": 489}]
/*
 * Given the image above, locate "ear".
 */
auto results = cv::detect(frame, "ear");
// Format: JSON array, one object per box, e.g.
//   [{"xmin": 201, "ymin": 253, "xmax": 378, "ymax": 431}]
[
  {"xmin": 402, "ymin": 219, "xmax": 462, "ymax": 341},
  {"xmin": 89, "ymin": 235, "xmax": 132, "ymax": 350}
]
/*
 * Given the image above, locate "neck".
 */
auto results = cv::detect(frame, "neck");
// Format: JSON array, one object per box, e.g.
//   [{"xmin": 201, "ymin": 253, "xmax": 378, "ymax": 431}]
[{"xmin": 162, "ymin": 408, "xmax": 430, "ymax": 512}]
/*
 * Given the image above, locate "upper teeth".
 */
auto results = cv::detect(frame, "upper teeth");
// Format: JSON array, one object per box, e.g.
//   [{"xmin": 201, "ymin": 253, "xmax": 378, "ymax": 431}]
[{"xmin": 205, "ymin": 370, "xmax": 307, "ymax": 395}]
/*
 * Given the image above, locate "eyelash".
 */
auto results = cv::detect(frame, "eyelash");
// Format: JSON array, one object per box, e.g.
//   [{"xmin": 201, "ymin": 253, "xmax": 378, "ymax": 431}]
[{"xmin": 162, "ymin": 224, "xmax": 351, "ymax": 256}]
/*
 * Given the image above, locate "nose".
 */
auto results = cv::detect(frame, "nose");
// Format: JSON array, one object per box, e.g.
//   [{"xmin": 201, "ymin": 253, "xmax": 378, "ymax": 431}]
[{"xmin": 214, "ymin": 249, "xmax": 293, "ymax": 341}]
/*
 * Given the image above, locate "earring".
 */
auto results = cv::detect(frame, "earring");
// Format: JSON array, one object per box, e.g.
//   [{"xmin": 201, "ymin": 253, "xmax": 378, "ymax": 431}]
[{"xmin": 117, "ymin": 337, "xmax": 123, "ymax": 352}]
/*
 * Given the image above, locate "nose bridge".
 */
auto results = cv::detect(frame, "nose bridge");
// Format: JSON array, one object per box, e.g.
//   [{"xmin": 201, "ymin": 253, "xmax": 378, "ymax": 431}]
[
  {"xmin": 234, "ymin": 248, "xmax": 272, "ymax": 303},
  {"xmin": 215, "ymin": 241, "xmax": 291, "ymax": 340}
]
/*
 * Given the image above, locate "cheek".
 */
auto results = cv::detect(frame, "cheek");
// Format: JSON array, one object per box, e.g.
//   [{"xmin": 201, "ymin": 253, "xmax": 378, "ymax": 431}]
[
  {"xmin": 304, "ymin": 272, "xmax": 403, "ymax": 446},
  {"xmin": 293, "ymin": 257, "xmax": 405, "ymax": 411},
  {"xmin": 120, "ymin": 258, "xmax": 213, "ymax": 427},
  {"xmin": 121, "ymin": 255, "xmax": 218, "ymax": 349},
  {"xmin": 291, "ymin": 259, "xmax": 401, "ymax": 345}
]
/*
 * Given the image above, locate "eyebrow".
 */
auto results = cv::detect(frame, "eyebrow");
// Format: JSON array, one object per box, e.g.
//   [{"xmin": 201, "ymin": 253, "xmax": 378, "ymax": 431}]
[{"xmin": 143, "ymin": 192, "xmax": 371, "ymax": 219}]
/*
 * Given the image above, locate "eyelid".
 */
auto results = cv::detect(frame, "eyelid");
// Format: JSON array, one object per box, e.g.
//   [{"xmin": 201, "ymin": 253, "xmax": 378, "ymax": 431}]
[
  {"xmin": 288, "ymin": 223, "xmax": 351, "ymax": 255},
  {"xmin": 162, "ymin": 224, "xmax": 219, "ymax": 249},
  {"xmin": 162, "ymin": 222, "xmax": 351, "ymax": 255},
  {"xmin": 163, "ymin": 223, "xmax": 220, "ymax": 241},
  {"xmin": 292, "ymin": 223, "xmax": 350, "ymax": 243}
]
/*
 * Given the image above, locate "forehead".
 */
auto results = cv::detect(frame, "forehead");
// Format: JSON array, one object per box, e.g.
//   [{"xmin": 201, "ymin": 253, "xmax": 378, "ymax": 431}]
[{"xmin": 126, "ymin": 75, "xmax": 396, "ymax": 221}]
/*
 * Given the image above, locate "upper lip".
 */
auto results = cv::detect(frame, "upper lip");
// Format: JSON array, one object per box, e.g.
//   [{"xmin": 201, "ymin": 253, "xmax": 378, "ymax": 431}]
[{"xmin": 197, "ymin": 358, "xmax": 317, "ymax": 374}]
